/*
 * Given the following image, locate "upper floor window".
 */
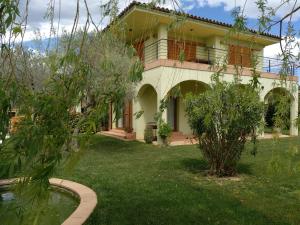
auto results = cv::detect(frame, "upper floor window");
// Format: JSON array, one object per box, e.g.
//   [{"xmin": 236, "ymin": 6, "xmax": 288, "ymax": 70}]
[
  {"xmin": 228, "ymin": 45, "xmax": 252, "ymax": 68},
  {"xmin": 133, "ymin": 41, "xmax": 145, "ymax": 61},
  {"xmin": 168, "ymin": 40, "xmax": 199, "ymax": 62}
]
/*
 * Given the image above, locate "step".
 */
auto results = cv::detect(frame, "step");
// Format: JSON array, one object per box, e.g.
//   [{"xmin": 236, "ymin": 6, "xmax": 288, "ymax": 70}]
[
  {"xmin": 109, "ymin": 129, "xmax": 126, "ymax": 134},
  {"xmin": 102, "ymin": 130, "xmax": 126, "ymax": 139}
]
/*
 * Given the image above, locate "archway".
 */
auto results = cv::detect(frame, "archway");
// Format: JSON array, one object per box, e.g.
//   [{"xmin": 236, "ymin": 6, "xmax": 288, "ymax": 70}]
[
  {"xmin": 264, "ymin": 87, "xmax": 294, "ymax": 135},
  {"xmin": 135, "ymin": 84, "xmax": 158, "ymax": 140},
  {"xmin": 165, "ymin": 80, "xmax": 210, "ymax": 136}
]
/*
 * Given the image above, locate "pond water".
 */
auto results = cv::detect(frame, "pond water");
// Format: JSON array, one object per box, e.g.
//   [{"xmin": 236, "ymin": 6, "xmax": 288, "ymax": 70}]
[{"xmin": 0, "ymin": 187, "xmax": 79, "ymax": 225}]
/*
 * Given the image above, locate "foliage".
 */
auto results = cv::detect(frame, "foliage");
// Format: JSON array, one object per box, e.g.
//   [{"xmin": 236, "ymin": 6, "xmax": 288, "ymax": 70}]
[
  {"xmin": 154, "ymin": 98, "xmax": 172, "ymax": 145},
  {"xmin": 158, "ymin": 122, "xmax": 172, "ymax": 140},
  {"xmin": 265, "ymin": 92, "xmax": 291, "ymax": 130},
  {"xmin": 185, "ymin": 81, "xmax": 264, "ymax": 176},
  {"xmin": 0, "ymin": 31, "xmax": 143, "ymax": 210}
]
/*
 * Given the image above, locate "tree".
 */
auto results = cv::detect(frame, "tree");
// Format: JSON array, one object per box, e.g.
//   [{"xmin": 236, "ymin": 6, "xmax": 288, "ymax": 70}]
[
  {"xmin": 0, "ymin": 19, "xmax": 143, "ymax": 223},
  {"xmin": 185, "ymin": 80, "xmax": 264, "ymax": 176}
]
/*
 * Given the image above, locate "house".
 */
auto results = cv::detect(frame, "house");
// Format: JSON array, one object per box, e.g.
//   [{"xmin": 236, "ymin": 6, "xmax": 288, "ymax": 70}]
[{"xmin": 103, "ymin": 1, "xmax": 299, "ymax": 142}]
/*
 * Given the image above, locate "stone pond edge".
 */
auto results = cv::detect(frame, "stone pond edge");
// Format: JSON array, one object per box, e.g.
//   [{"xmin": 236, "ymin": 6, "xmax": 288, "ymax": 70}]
[{"xmin": 0, "ymin": 178, "xmax": 98, "ymax": 225}]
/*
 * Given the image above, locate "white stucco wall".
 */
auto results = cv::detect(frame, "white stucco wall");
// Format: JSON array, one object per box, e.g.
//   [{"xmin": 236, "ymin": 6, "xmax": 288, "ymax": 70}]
[
  {"xmin": 134, "ymin": 84, "xmax": 158, "ymax": 139},
  {"xmin": 133, "ymin": 65, "xmax": 298, "ymax": 139}
]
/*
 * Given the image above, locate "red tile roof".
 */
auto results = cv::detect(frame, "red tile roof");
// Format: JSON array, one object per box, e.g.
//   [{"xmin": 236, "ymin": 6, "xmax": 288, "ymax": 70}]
[{"xmin": 105, "ymin": 1, "xmax": 281, "ymax": 41}]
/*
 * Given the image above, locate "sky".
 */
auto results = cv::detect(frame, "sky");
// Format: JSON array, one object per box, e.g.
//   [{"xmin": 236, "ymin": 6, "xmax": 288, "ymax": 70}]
[{"xmin": 20, "ymin": 0, "xmax": 300, "ymax": 59}]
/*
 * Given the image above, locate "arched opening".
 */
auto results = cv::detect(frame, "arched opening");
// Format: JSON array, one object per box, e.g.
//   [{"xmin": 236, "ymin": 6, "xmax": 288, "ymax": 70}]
[
  {"xmin": 264, "ymin": 87, "xmax": 294, "ymax": 135},
  {"xmin": 136, "ymin": 84, "xmax": 158, "ymax": 140},
  {"xmin": 166, "ymin": 80, "xmax": 210, "ymax": 137}
]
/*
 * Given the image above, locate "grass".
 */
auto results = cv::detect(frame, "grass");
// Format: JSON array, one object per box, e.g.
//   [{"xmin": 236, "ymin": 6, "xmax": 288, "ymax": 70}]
[
  {"xmin": 57, "ymin": 135, "xmax": 300, "ymax": 225},
  {"xmin": 264, "ymin": 126, "xmax": 290, "ymax": 135}
]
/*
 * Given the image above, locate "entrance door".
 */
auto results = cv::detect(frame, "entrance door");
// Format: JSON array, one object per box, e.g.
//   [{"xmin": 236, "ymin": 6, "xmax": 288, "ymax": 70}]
[
  {"xmin": 167, "ymin": 98, "xmax": 177, "ymax": 131},
  {"xmin": 123, "ymin": 101, "xmax": 133, "ymax": 132}
]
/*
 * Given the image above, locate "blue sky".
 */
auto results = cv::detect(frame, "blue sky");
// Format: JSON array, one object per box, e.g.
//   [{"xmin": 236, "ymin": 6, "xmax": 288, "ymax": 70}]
[{"xmin": 180, "ymin": 1, "xmax": 300, "ymax": 38}]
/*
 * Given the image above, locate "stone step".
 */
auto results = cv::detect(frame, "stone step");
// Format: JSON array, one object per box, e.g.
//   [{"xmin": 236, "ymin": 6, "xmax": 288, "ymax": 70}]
[
  {"xmin": 171, "ymin": 134, "xmax": 188, "ymax": 142},
  {"xmin": 101, "ymin": 130, "xmax": 127, "ymax": 139},
  {"xmin": 109, "ymin": 129, "xmax": 126, "ymax": 134}
]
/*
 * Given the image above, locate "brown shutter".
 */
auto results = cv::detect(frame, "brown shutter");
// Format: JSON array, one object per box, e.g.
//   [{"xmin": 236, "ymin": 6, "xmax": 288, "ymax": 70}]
[
  {"xmin": 134, "ymin": 41, "xmax": 145, "ymax": 61},
  {"xmin": 229, "ymin": 45, "xmax": 252, "ymax": 67},
  {"xmin": 168, "ymin": 40, "xmax": 197, "ymax": 62},
  {"xmin": 184, "ymin": 41, "xmax": 196, "ymax": 62},
  {"xmin": 241, "ymin": 47, "xmax": 251, "ymax": 68},
  {"xmin": 123, "ymin": 100, "xmax": 133, "ymax": 132},
  {"xmin": 168, "ymin": 40, "xmax": 178, "ymax": 60}
]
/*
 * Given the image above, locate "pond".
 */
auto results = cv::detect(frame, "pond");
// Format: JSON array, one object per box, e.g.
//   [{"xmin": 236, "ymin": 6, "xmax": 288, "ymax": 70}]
[{"xmin": 0, "ymin": 186, "xmax": 79, "ymax": 225}]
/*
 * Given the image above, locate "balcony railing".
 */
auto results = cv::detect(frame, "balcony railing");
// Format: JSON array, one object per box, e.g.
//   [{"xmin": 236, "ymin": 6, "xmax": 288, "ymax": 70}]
[{"xmin": 139, "ymin": 39, "xmax": 298, "ymax": 76}]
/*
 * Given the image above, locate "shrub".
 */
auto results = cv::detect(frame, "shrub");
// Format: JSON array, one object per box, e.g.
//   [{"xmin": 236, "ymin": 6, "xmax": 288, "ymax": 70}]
[
  {"xmin": 158, "ymin": 122, "xmax": 172, "ymax": 141},
  {"xmin": 185, "ymin": 81, "xmax": 264, "ymax": 176}
]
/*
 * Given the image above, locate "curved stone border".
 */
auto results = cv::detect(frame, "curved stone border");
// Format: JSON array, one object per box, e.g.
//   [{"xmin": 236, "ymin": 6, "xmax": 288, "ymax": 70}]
[{"xmin": 0, "ymin": 178, "xmax": 97, "ymax": 225}]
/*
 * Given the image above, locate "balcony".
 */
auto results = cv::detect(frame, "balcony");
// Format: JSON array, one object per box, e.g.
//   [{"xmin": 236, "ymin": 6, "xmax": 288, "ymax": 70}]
[{"xmin": 136, "ymin": 39, "xmax": 298, "ymax": 77}]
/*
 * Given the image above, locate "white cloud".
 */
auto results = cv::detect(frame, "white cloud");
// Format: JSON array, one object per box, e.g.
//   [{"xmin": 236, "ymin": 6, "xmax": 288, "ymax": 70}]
[
  {"xmin": 264, "ymin": 38, "xmax": 300, "ymax": 59},
  {"xmin": 185, "ymin": 0, "xmax": 300, "ymax": 21},
  {"xmin": 18, "ymin": 0, "xmax": 175, "ymax": 41}
]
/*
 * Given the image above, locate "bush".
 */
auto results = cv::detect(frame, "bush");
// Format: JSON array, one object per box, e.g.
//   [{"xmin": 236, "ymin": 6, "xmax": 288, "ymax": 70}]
[
  {"xmin": 185, "ymin": 81, "xmax": 264, "ymax": 176},
  {"xmin": 158, "ymin": 122, "xmax": 172, "ymax": 141}
]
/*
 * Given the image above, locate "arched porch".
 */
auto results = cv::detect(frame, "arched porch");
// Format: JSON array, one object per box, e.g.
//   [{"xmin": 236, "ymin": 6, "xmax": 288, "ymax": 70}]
[
  {"xmin": 263, "ymin": 87, "xmax": 298, "ymax": 136},
  {"xmin": 134, "ymin": 84, "xmax": 158, "ymax": 140},
  {"xmin": 165, "ymin": 80, "xmax": 210, "ymax": 141}
]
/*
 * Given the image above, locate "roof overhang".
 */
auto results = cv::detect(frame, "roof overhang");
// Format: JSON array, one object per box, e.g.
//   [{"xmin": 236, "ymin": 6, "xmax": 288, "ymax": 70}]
[{"xmin": 107, "ymin": 2, "xmax": 280, "ymax": 47}]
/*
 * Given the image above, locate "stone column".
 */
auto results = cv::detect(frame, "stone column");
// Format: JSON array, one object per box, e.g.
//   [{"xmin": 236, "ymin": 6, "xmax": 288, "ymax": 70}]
[
  {"xmin": 290, "ymin": 95, "xmax": 298, "ymax": 136},
  {"xmin": 157, "ymin": 94, "xmax": 168, "ymax": 144},
  {"xmin": 132, "ymin": 96, "xmax": 144, "ymax": 140},
  {"xmin": 157, "ymin": 24, "xmax": 168, "ymax": 60}
]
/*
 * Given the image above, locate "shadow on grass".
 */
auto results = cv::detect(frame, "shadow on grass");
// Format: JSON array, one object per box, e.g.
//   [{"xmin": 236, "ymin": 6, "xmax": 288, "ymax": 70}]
[
  {"xmin": 86, "ymin": 135, "xmax": 146, "ymax": 153},
  {"xmin": 181, "ymin": 158, "xmax": 253, "ymax": 175},
  {"xmin": 181, "ymin": 158, "xmax": 209, "ymax": 174}
]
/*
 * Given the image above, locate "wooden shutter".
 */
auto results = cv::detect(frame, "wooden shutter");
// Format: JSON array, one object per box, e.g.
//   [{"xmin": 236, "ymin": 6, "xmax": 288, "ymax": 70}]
[
  {"xmin": 168, "ymin": 40, "xmax": 197, "ymax": 62},
  {"xmin": 123, "ymin": 100, "xmax": 133, "ymax": 132},
  {"xmin": 241, "ymin": 47, "xmax": 251, "ymax": 67},
  {"xmin": 229, "ymin": 45, "xmax": 252, "ymax": 67},
  {"xmin": 134, "ymin": 41, "xmax": 145, "ymax": 61},
  {"xmin": 184, "ymin": 42, "xmax": 196, "ymax": 62}
]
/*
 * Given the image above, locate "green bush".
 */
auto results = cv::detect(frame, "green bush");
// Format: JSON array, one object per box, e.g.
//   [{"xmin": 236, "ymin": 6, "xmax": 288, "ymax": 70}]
[
  {"xmin": 185, "ymin": 81, "xmax": 264, "ymax": 176},
  {"xmin": 158, "ymin": 122, "xmax": 172, "ymax": 140}
]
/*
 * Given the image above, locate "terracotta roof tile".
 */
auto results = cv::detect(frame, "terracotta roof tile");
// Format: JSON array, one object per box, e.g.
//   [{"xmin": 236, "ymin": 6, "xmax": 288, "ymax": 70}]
[{"xmin": 105, "ymin": 1, "xmax": 281, "ymax": 40}]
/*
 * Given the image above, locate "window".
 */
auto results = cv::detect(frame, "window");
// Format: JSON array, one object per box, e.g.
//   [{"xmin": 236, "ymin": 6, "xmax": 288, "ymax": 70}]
[
  {"xmin": 168, "ymin": 40, "xmax": 197, "ymax": 62},
  {"xmin": 229, "ymin": 45, "xmax": 252, "ymax": 68}
]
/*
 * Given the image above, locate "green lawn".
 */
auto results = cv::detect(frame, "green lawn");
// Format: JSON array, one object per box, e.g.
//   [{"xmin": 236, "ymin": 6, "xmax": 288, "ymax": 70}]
[{"xmin": 57, "ymin": 135, "xmax": 300, "ymax": 225}]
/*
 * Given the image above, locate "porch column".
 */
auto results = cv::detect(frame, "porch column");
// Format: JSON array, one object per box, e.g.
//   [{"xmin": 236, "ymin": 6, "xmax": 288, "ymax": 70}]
[
  {"xmin": 111, "ymin": 104, "xmax": 116, "ymax": 129},
  {"xmin": 259, "ymin": 95, "xmax": 266, "ymax": 138},
  {"xmin": 132, "ymin": 97, "xmax": 143, "ymax": 139},
  {"xmin": 290, "ymin": 95, "xmax": 298, "ymax": 136},
  {"xmin": 157, "ymin": 96, "xmax": 168, "ymax": 144},
  {"xmin": 157, "ymin": 24, "xmax": 168, "ymax": 60}
]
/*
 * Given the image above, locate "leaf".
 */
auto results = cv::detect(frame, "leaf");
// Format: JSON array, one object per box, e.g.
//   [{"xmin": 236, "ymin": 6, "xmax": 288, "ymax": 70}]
[{"xmin": 12, "ymin": 26, "xmax": 22, "ymax": 35}]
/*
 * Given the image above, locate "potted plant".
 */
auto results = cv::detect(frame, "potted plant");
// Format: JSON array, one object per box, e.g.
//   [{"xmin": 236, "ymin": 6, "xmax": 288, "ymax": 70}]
[{"xmin": 158, "ymin": 122, "xmax": 172, "ymax": 146}]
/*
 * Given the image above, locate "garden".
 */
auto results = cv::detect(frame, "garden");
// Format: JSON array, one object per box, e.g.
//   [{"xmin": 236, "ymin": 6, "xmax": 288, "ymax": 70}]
[
  {"xmin": 58, "ymin": 135, "xmax": 300, "ymax": 225},
  {"xmin": 0, "ymin": 1, "xmax": 300, "ymax": 225}
]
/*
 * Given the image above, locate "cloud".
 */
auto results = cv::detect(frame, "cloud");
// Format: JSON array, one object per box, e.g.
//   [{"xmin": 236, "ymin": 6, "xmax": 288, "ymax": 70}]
[
  {"xmin": 264, "ymin": 38, "xmax": 300, "ymax": 59},
  {"xmin": 184, "ymin": 0, "xmax": 300, "ymax": 21},
  {"xmin": 18, "ymin": 0, "xmax": 175, "ymax": 41}
]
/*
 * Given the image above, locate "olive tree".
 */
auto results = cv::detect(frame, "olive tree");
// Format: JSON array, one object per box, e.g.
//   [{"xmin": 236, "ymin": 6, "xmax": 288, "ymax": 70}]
[{"xmin": 185, "ymin": 80, "xmax": 264, "ymax": 176}]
